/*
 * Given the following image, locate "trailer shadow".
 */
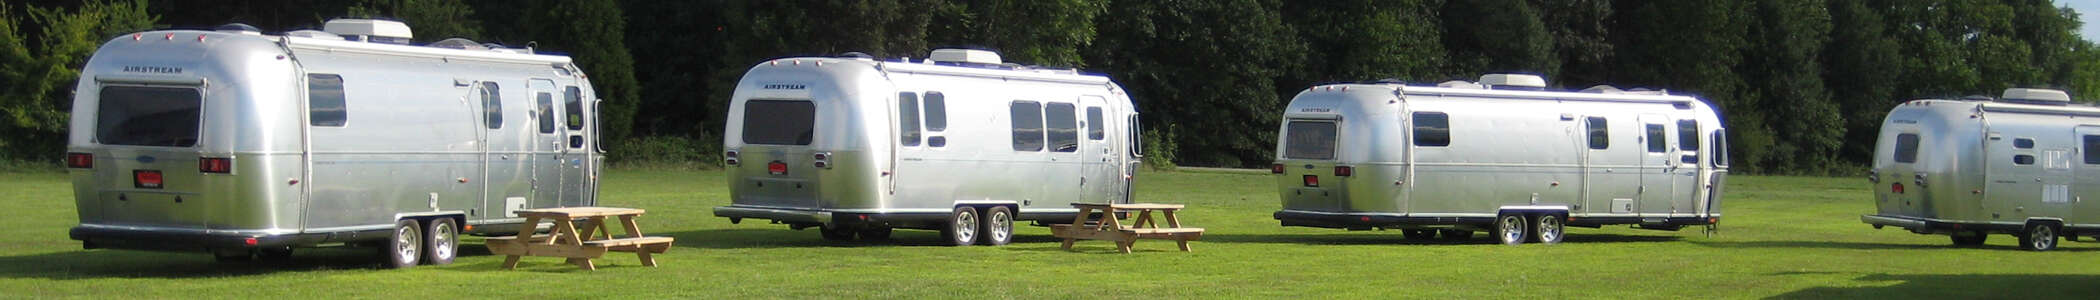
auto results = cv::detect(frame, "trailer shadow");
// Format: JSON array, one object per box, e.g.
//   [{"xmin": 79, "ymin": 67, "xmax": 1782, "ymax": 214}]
[
  {"xmin": 650, "ymin": 228, "xmax": 1073, "ymax": 249},
  {"xmin": 1691, "ymin": 240, "xmax": 2100, "ymax": 252},
  {"xmin": 0, "ymin": 247, "xmax": 396, "ymax": 279},
  {"xmin": 1765, "ymin": 273, "xmax": 2100, "ymax": 299},
  {"xmin": 1192, "ymin": 232, "xmax": 1681, "ymax": 246}
]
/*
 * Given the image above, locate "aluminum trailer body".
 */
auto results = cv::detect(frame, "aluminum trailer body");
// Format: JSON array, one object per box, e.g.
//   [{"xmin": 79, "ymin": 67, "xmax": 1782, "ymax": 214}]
[
  {"xmin": 1861, "ymin": 88, "xmax": 2098, "ymax": 251},
  {"xmin": 714, "ymin": 49, "xmax": 1142, "ymax": 246},
  {"xmin": 65, "ymin": 20, "xmax": 603, "ymax": 266},
  {"xmin": 1271, "ymin": 75, "xmax": 1730, "ymax": 245}
]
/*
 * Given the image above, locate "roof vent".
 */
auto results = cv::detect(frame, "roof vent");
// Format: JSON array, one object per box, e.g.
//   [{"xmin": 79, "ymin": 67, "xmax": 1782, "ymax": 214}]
[
  {"xmin": 323, "ymin": 19, "xmax": 413, "ymax": 45},
  {"xmin": 1579, "ymin": 85, "xmax": 1621, "ymax": 93},
  {"xmin": 1436, "ymin": 80, "xmax": 1485, "ymax": 89},
  {"xmin": 1479, "ymin": 74, "xmax": 1547, "ymax": 91},
  {"xmin": 215, "ymin": 23, "xmax": 262, "ymax": 35},
  {"xmin": 928, "ymin": 49, "xmax": 1002, "ymax": 65},
  {"xmin": 429, "ymin": 38, "xmax": 488, "ymax": 50},
  {"xmin": 285, "ymin": 30, "xmax": 341, "ymax": 39},
  {"xmin": 1999, "ymin": 88, "xmax": 2070, "ymax": 105}
]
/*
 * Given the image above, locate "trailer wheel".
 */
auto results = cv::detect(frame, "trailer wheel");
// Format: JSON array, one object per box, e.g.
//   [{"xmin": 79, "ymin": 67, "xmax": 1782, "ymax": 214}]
[
  {"xmin": 1531, "ymin": 214, "xmax": 1566, "ymax": 245},
  {"xmin": 819, "ymin": 225, "xmax": 857, "ymax": 241},
  {"xmin": 1950, "ymin": 230, "xmax": 1987, "ymax": 246},
  {"xmin": 940, "ymin": 207, "xmax": 980, "ymax": 246},
  {"xmin": 857, "ymin": 226, "xmax": 893, "ymax": 240},
  {"xmin": 1438, "ymin": 229, "xmax": 1474, "ymax": 241},
  {"xmin": 1494, "ymin": 214, "xmax": 1528, "ymax": 245},
  {"xmin": 980, "ymin": 206, "xmax": 1014, "ymax": 246},
  {"xmin": 380, "ymin": 219, "xmax": 422, "ymax": 269},
  {"xmin": 2019, "ymin": 223, "xmax": 2059, "ymax": 251},
  {"xmin": 423, "ymin": 218, "xmax": 458, "ymax": 265},
  {"xmin": 1402, "ymin": 229, "xmax": 1435, "ymax": 240}
]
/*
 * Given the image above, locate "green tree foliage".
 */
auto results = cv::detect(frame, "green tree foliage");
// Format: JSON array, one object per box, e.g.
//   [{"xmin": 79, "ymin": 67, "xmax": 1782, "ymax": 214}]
[
  {"xmin": 1740, "ymin": 0, "xmax": 1843, "ymax": 174},
  {"xmin": 928, "ymin": 0, "xmax": 1107, "ymax": 68},
  {"xmin": 1086, "ymin": 0, "xmax": 1303, "ymax": 167},
  {"xmin": 1441, "ymin": 0, "xmax": 1557, "ymax": 80},
  {"xmin": 485, "ymin": 0, "xmax": 642, "ymax": 147},
  {"xmin": 1281, "ymin": 0, "xmax": 1447, "ymax": 84},
  {"xmin": 1531, "ymin": 0, "xmax": 1615, "ymax": 87},
  {"xmin": 0, "ymin": 0, "xmax": 155, "ymax": 160},
  {"xmin": 1612, "ymin": 0, "xmax": 1759, "ymax": 171},
  {"xmin": 345, "ymin": 0, "xmax": 481, "ymax": 43},
  {"xmin": 1824, "ymin": 0, "xmax": 1903, "ymax": 164}
]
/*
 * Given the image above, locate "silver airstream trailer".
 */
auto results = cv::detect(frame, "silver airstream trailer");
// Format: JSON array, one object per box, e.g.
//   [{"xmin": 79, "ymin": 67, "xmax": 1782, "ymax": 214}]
[
  {"xmin": 1270, "ymin": 74, "xmax": 1730, "ymax": 245},
  {"xmin": 714, "ymin": 49, "xmax": 1142, "ymax": 246},
  {"xmin": 65, "ymin": 20, "xmax": 604, "ymax": 267},
  {"xmin": 1861, "ymin": 88, "xmax": 2098, "ymax": 251}
]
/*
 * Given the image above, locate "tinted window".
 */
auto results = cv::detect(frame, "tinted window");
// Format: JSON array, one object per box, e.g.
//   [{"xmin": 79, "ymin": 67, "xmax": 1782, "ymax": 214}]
[
  {"xmin": 1130, "ymin": 115, "xmax": 1143, "ymax": 157},
  {"xmin": 308, "ymin": 74, "xmax": 346, "ymax": 127},
  {"xmin": 1587, "ymin": 117, "xmax": 1608, "ymax": 150},
  {"xmin": 1714, "ymin": 130, "xmax": 1729, "ymax": 167},
  {"xmin": 481, "ymin": 82, "xmax": 501, "ymax": 129},
  {"xmin": 1284, "ymin": 121, "xmax": 1337, "ymax": 160},
  {"xmin": 2015, "ymin": 138, "xmax": 2034, "ymax": 149},
  {"xmin": 742, "ymin": 100, "xmax": 815, "ymax": 145},
  {"xmin": 925, "ymin": 92, "xmax": 947, "ymax": 131},
  {"xmin": 2086, "ymin": 135, "xmax": 2100, "ymax": 164},
  {"xmin": 1677, "ymin": 120, "xmax": 1699, "ymax": 151},
  {"xmin": 565, "ymin": 86, "xmax": 584, "ymax": 130},
  {"xmin": 1047, "ymin": 103, "xmax": 1079, "ymax": 152},
  {"xmin": 1010, "ymin": 101, "xmax": 1044, "ymax": 151},
  {"xmin": 536, "ymin": 92, "xmax": 556, "ymax": 134},
  {"xmin": 96, "ymin": 86, "xmax": 202, "ymax": 147},
  {"xmin": 1893, "ymin": 133, "xmax": 1919, "ymax": 163},
  {"xmin": 1087, "ymin": 107, "xmax": 1105, "ymax": 140},
  {"xmin": 1646, "ymin": 124, "xmax": 1667, "ymax": 153},
  {"xmin": 899, "ymin": 92, "xmax": 921, "ymax": 146},
  {"xmin": 1413, "ymin": 112, "xmax": 1449, "ymax": 147},
  {"xmin": 2015, "ymin": 154, "xmax": 2036, "ymax": 165}
]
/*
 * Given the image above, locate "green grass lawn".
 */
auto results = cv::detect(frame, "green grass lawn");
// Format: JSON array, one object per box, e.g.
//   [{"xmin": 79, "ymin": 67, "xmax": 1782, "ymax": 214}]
[{"xmin": 2, "ymin": 169, "xmax": 2097, "ymax": 299}]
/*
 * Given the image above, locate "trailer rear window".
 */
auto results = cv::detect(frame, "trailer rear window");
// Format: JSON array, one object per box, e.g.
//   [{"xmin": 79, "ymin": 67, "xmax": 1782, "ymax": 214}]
[
  {"xmin": 1893, "ymin": 133, "xmax": 1919, "ymax": 163},
  {"xmin": 1284, "ymin": 121, "xmax": 1337, "ymax": 160},
  {"xmin": 743, "ymin": 100, "xmax": 815, "ymax": 145},
  {"xmin": 1414, "ymin": 112, "xmax": 1449, "ymax": 147},
  {"xmin": 308, "ymin": 74, "xmax": 346, "ymax": 127},
  {"xmin": 96, "ymin": 86, "xmax": 202, "ymax": 147}
]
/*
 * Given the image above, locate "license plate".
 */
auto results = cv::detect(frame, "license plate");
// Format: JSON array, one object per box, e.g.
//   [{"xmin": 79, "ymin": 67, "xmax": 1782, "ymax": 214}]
[{"xmin": 134, "ymin": 170, "xmax": 164, "ymax": 189}]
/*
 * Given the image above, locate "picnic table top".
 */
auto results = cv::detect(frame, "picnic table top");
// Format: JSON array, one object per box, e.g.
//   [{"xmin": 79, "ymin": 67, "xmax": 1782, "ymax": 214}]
[
  {"xmin": 514, "ymin": 207, "xmax": 645, "ymax": 218},
  {"xmin": 1070, "ymin": 203, "xmax": 1185, "ymax": 210}
]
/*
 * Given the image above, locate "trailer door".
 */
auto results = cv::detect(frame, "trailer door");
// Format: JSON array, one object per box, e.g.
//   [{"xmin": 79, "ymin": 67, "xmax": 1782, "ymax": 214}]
[
  {"xmin": 558, "ymin": 86, "xmax": 590, "ymax": 207},
  {"xmin": 1078, "ymin": 96, "xmax": 1121, "ymax": 204},
  {"xmin": 1637, "ymin": 115, "xmax": 1675, "ymax": 218},
  {"xmin": 1043, "ymin": 101, "xmax": 1085, "ymax": 206},
  {"xmin": 1986, "ymin": 132, "xmax": 2044, "ymax": 220},
  {"xmin": 528, "ymin": 79, "xmax": 563, "ymax": 208},
  {"xmin": 2073, "ymin": 127, "xmax": 2100, "ymax": 226}
]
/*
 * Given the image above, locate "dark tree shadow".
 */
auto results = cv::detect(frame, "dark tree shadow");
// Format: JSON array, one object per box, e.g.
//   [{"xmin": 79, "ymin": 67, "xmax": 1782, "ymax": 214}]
[
  {"xmin": 1692, "ymin": 240, "xmax": 2100, "ymax": 252},
  {"xmin": 1767, "ymin": 273, "xmax": 2100, "ymax": 299},
  {"xmin": 0, "ymin": 247, "xmax": 397, "ymax": 279},
  {"xmin": 1196, "ymin": 232, "xmax": 1682, "ymax": 246}
]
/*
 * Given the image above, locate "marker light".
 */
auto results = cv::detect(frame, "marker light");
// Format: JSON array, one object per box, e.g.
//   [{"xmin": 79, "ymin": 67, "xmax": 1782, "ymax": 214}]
[
  {"xmin": 66, "ymin": 153, "xmax": 92, "ymax": 169},
  {"xmin": 1892, "ymin": 183, "xmax": 1905, "ymax": 194},
  {"xmin": 1303, "ymin": 175, "xmax": 1320, "ymax": 187},
  {"xmin": 1334, "ymin": 166, "xmax": 1353, "ymax": 177},
  {"xmin": 199, "ymin": 157, "xmax": 232, "ymax": 174},
  {"xmin": 1271, "ymin": 164, "xmax": 1286, "ymax": 174},
  {"xmin": 767, "ymin": 161, "xmax": 788, "ymax": 175}
]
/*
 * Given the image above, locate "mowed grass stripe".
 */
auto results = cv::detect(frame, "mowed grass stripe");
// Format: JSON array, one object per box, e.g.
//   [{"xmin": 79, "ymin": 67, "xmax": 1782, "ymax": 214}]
[{"xmin": 0, "ymin": 170, "xmax": 2096, "ymax": 298}]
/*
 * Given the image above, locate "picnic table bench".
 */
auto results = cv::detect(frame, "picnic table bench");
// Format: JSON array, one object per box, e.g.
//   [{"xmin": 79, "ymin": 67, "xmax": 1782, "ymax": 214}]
[
  {"xmin": 1050, "ymin": 203, "xmax": 1204, "ymax": 253},
  {"xmin": 484, "ymin": 207, "xmax": 673, "ymax": 270}
]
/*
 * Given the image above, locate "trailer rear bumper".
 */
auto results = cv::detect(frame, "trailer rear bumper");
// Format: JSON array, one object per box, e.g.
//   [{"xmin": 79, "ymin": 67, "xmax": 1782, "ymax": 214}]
[
  {"xmin": 1273, "ymin": 210, "xmax": 1488, "ymax": 229},
  {"xmin": 70, "ymin": 224, "xmax": 326, "ymax": 252},
  {"xmin": 715, "ymin": 205, "xmax": 836, "ymax": 225},
  {"xmin": 1861, "ymin": 214, "xmax": 2023, "ymax": 233}
]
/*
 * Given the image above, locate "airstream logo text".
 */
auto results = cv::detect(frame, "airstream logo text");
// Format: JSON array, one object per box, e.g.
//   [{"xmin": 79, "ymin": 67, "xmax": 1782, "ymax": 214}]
[
  {"xmin": 1300, "ymin": 108, "xmax": 1332, "ymax": 113},
  {"xmin": 762, "ymin": 83, "xmax": 807, "ymax": 90},
  {"xmin": 122, "ymin": 66, "xmax": 183, "ymax": 74}
]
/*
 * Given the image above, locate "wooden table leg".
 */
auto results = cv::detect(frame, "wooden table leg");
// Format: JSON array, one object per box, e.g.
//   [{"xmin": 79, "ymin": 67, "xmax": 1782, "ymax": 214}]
[
  {"xmin": 1132, "ymin": 210, "xmax": 1155, "ymax": 229},
  {"xmin": 1165, "ymin": 210, "xmax": 1191, "ymax": 252},
  {"xmin": 501, "ymin": 216, "xmax": 541, "ymax": 269},
  {"xmin": 619, "ymin": 214, "xmax": 656, "ymax": 267},
  {"xmin": 1178, "ymin": 238, "xmax": 1193, "ymax": 252},
  {"xmin": 1061, "ymin": 207, "xmax": 1090, "ymax": 251}
]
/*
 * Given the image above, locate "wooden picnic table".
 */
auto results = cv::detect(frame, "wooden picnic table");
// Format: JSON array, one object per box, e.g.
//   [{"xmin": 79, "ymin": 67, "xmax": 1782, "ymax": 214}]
[
  {"xmin": 1050, "ymin": 203, "xmax": 1205, "ymax": 253},
  {"xmin": 484, "ymin": 207, "xmax": 674, "ymax": 270}
]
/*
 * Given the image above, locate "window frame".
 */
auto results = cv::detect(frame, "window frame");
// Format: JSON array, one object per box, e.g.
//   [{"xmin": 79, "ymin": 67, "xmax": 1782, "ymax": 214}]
[
  {"xmin": 925, "ymin": 92, "xmax": 948, "ymax": 132},
  {"xmin": 536, "ymin": 92, "xmax": 557, "ymax": 134},
  {"xmin": 307, "ymin": 74, "xmax": 347, "ymax": 127},
  {"xmin": 1893, "ymin": 133, "xmax": 1920, "ymax": 163},
  {"xmin": 481, "ymin": 82, "xmax": 502, "ymax": 129},
  {"xmin": 1010, "ymin": 101, "xmax": 1045, "ymax": 152},
  {"xmin": 899, "ymin": 92, "xmax": 922, "ymax": 146},
  {"xmin": 1283, "ymin": 120, "xmax": 1339, "ymax": 160},
  {"xmin": 1645, "ymin": 123, "xmax": 1668, "ymax": 153},
  {"xmin": 95, "ymin": 85, "xmax": 205, "ymax": 147},
  {"xmin": 564, "ymin": 86, "xmax": 585, "ymax": 131},
  {"xmin": 741, "ymin": 99, "xmax": 818, "ymax": 146},
  {"xmin": 1046, "ymin": 102, "xmax": 1080, "ymax": 153},
  {"xmin": 1413, "ymin": 111, "xmax": 1450, "ymax": 147},
  {"xmin": 1586, "ymin": 117, "xmax": 1609, "ymax": 150}
]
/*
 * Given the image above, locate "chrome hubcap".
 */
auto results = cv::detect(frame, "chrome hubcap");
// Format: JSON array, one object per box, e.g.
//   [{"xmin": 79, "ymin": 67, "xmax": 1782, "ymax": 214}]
[
  {"xmin": 2033, "ymin": 227, "xmax": 2053, "ymax": 249},
  {"xmin": 991, "ymin": 211, "xmax": 1011, "ymax": 242},
  {"xmin": 956, "ymin": 211, "xmax": 977, "ymax": 242},
  {"xmin": 1500, "ymin": 216, "xmax": 1523, "ymax": 243},
  {"xmin": 432, "ymin": 222, "xmax": 454, "ymax": 259},
  {"xmin": 1539, "ymin": 216, "xmax": 1561, "ymax": 242},
  {"xmin": 396, "ymin": 226, "xmax": 419, "ymax": 262}
]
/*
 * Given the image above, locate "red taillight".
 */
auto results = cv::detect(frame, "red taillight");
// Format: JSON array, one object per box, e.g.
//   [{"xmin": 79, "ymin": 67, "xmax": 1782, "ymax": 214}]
[
  {"xmin": 243, "ymin": 238, "xmax": 257, "ymax": 246},
  {"xmin": 1271, "ymin": 164, "xmax": 1286, "ymax": 174},
  {"xmin": 66, "ymin": 153, "xmax": 92, "ymax": 169},
  {"xmin": 1303, "ymin": 175, "xmax": 1320, "ymax": 187},
  {"xmin": 1334, "ymin": 166, "xmax": 1353, "ymax": 177},
  {"xmin": 1892, "ymin": 183, "xmax": 1905, "ymax": 194},
  {"xmin": 767, "ymin": 161, "xmax": 788, "ymax": 175},
  {"xmin": 199, "ymin": 157, "xmax": 232, "ymax": 174}
]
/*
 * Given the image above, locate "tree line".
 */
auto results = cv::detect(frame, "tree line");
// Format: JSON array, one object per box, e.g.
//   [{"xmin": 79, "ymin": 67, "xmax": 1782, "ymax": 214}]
[{"xmin": 1, "ymin": 0, "xmax": 2094, "ymax": 175}]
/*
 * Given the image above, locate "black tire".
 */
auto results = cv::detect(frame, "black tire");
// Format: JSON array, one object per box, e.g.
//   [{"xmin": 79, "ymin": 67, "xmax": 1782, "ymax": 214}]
[
  {"xmin": 1494, "ymin": 214, "xmax": 1528, "ymax": 245},
  {"xmin": 2020, "ymin": 224, "xmax": 2059, "ymax": 251},
  {"xmin": 819, "ymin": 224, "xmax": 857, "ymax": 241},
  {"xmin": 380, "ymin": 219, "xmax": 422, "ymax": 269},
  {"xmin": 1531, "ymin": 214, "xmax": 1566, "ymax": 245},
  {"xmin": 1438, "ymin": 229, "xmax": 1474, "ymax": 241},
  {"xmin": 212, "ymin": 249, "xmax": 253, "ymax": 263},
  {"xmin": 857, "ymin": 226, "xmax": 894, "ymax": 240},
  {"xmin": 257, "ymin": 247, "xmax": 294, "ymax": 261},
  {"xmin": 423, "ymin": 218, "xmax": 458, "ymax": 265},
  {"xmin": 1950, "ymin": 231, "xmax": 1987, "ymax": 246},
  {"xmin": 980, "ymin": 206, "xmax": 1014, "ymax": 246},
  {"xmin": 940, "ymin": 207, "xmax": 980, "ymax": 246},
  {"xmin": 1402, "ymin": 229, "xmax": 1435, "ymax": 240}
]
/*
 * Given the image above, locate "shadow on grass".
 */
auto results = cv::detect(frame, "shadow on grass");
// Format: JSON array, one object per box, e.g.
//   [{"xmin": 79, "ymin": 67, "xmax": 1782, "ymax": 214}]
[
  {"xmin": 0, "ymin": 247, "xmax": 393, "ymax": 279},
  {"xmin": 1692, "ymin": 240, "xmax": 2100, "ymax": 252},
  {"xmin": 651, "ymin": 228, "xmax": 1073, "ymax": 249},
  {"xmin": 1196, "ymin": 232, "xmax": 1681, "ymax": 245},
  {"xmin": 1767, "ymin": 273, "xmax": 2100, "ymax": 299}
]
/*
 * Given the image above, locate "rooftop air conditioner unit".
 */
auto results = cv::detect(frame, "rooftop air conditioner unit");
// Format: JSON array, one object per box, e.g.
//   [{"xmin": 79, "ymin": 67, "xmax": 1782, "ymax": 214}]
[
  {"xmin": 1999, "ymin": 88, "xmax": 2071, "ymax": 105},
  {"xmin": 1479, "ymin": 74, "xmax": 1546, "ymax": 91},
  {"xmin": 928, "ymin": 49, "xmax": 1002, "ymax": 65},
  {"xmin": 324, "ymin": 19, "xmax": 413, "ymax": 45}
]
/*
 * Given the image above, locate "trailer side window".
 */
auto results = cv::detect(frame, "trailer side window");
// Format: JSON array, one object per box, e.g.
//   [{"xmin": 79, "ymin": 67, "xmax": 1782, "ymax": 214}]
[
  {"xmin": 1131, "ymin": 115, "xmax": 1144, "ymax": 157},
  {"xmin": 1047, "ymin": 102, "xmax": 1080, "ymax": 152},
  {"xmin": 1677, "ymin": 120, "xmax": 1698, "ymax": 151},
  {"xmin": 1413, "ymin": 112, "xmax": 1449, "ymax": 147},
  {"xmin": 743, "ymin": 100, "xmax": 816, "ymax": 145},
  {"xmin": 2015, "ymin": 154, "xmax": 2036, "ymax": 165},
  {"xmin": 481, "ymin": 82, "xmax": 502, "ymax": 129},
  {"xmin": 1646, "ymin": 124, "xmax": 1667, "ymax": 153},
  {"xmin": 1284, "ymin": 121, "xmax": 1337, "ymax": 160},
  {"xmin": 1586, "ymin": 117, "xmax": 1608, "ymax": 150},
  {"xmin": 1893, "ymin": 133, "xmax": 1919, "ymax": 163},
  {"xmin": 565, "ymin": 86, "xmax": 584, "ymax": 131},
  {"xmin": 1714, "ymin": 130, "xmax": 1729, "ymax": 167},
  {"xmin": 2086, "ymin": 135, "xmax": 2100, "ymax": 164},
  {"xmin": 899, "ymin": 92, "xmax": 922, "ymax": 146},
  {"xmin": 1087, "ymin": 107, "xmax": 1105, "ymax": 140},
  {"xmin": 96, "ymin": 86, "xmax": 202, "ymax": 147},
  {"xmin": 308, "ymin": 74, "xmax": 347, "ymax": 127},
  {"xmin": 1011, "ymin": 101, "xmax": 1044, "ymax": 151},
  {"xmin": 536, "ymin": 92, "xmax": 556, "ymax": 134},
  {"xmin": 2014, "ymin": 138, "xmax": 2034, "ymax": 149},
  {"xmin": 925, "ymin": 92, "xmax": 947, "ymax": 132}
]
